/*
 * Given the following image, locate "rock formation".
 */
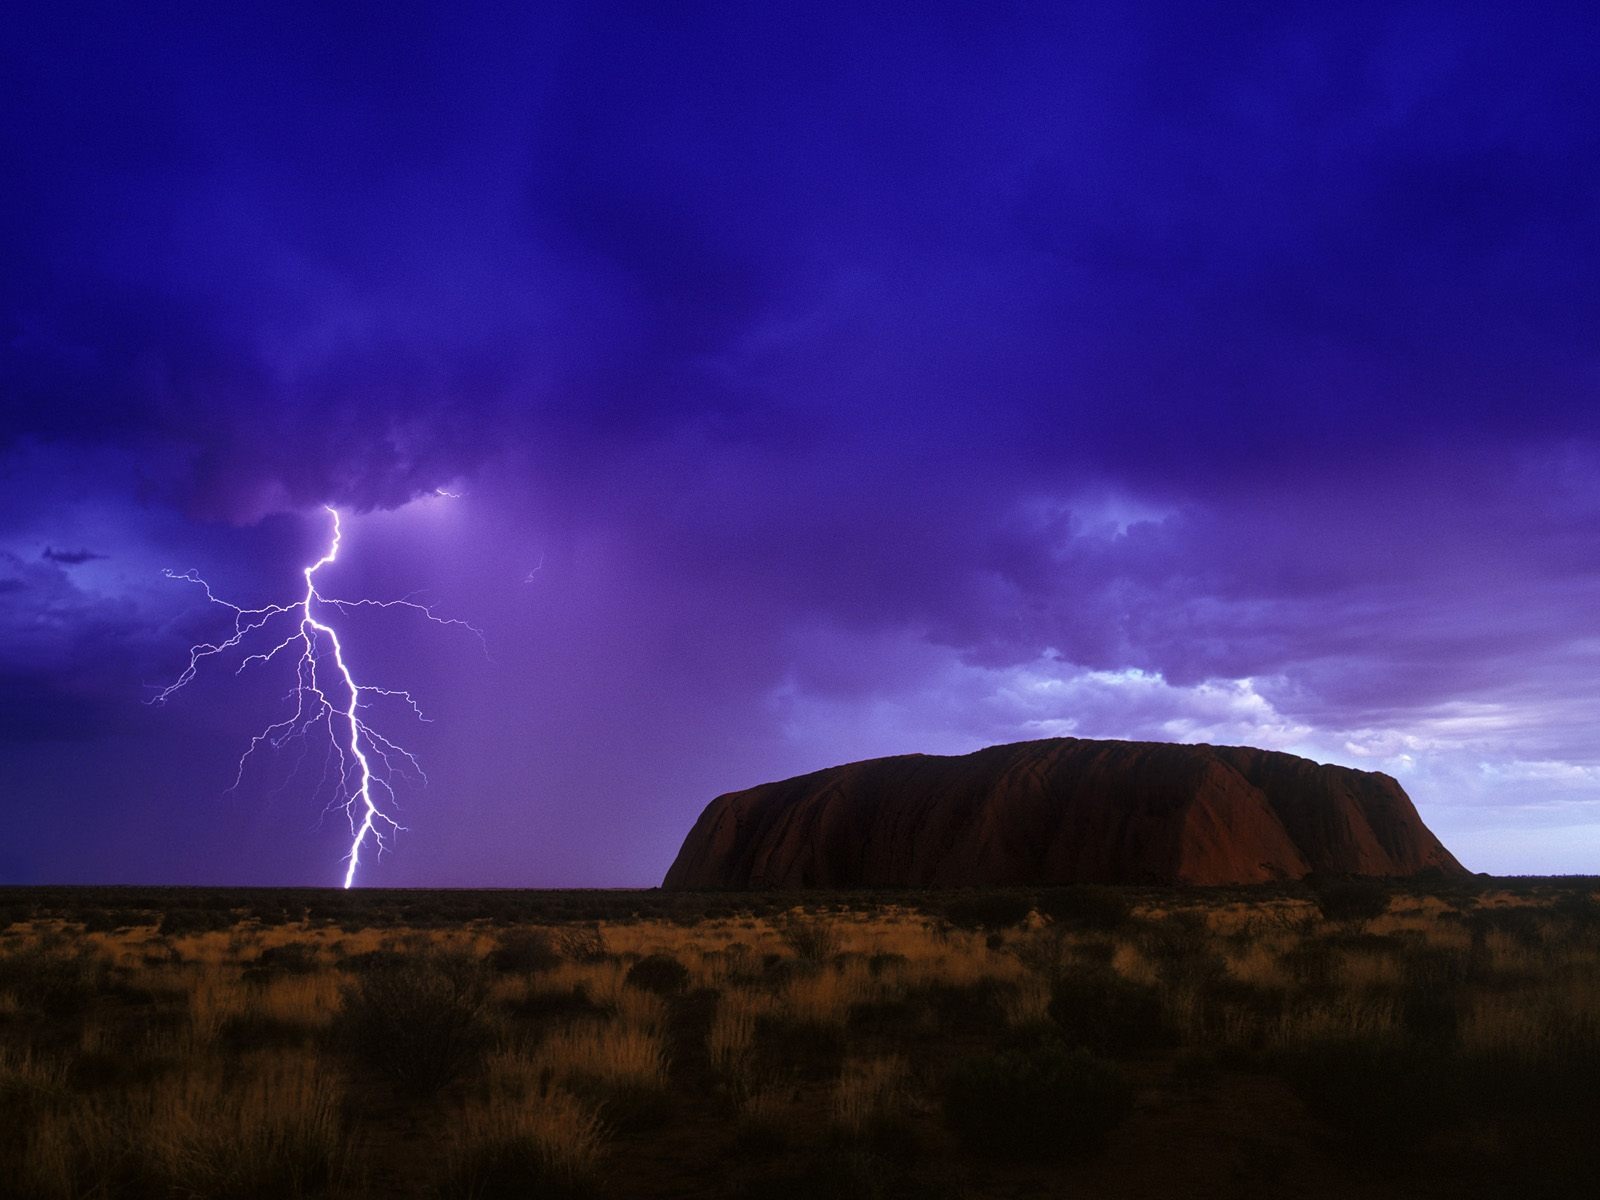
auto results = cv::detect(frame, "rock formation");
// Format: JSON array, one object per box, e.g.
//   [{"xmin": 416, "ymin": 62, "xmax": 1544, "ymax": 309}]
[{"xmin": 662, "ymin": 737, "xmax": 1464, "ymax": 888}]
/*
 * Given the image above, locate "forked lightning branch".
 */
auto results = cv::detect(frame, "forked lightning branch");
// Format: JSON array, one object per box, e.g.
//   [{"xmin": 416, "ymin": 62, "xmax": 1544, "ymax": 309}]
[{"xmin": 151, "ymin": 506, "xmax": 478, "ymax": 886}]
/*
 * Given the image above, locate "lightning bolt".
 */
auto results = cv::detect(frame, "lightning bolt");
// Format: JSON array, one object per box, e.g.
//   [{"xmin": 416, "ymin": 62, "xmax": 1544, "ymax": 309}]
[{"xmin": 151, "ymin": 506, "xmax": 479, "ymax": 887}]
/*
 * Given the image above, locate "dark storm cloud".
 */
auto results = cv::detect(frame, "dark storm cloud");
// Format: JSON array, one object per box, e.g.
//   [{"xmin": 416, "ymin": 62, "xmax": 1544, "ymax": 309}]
[
  {"xmin": 8, "ymin": 2, "xmax": 1595, "ymax": 515},
  {"xmin": 41, "ymin": 548, "xmax": 107, "ymax": 565},
  {"xmin": 0, "ymin": 667, "xmax": 137, "ymax": 744},
  {"xmin": 0, "ymin": 551, "xmax": 154, "ymax": 744}
]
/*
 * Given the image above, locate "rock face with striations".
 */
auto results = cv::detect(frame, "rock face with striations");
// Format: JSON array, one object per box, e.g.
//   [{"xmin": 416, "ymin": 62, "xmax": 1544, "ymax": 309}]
[{"xmin": 663, "ymin": 737, "xmax": 1465, "ymax": 888}]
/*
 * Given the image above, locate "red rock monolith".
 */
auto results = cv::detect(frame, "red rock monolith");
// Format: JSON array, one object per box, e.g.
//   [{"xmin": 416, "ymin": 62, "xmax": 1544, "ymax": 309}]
[{"xmin": 662, "ymin": 737, "xmax": 1464, "ymax": 888}]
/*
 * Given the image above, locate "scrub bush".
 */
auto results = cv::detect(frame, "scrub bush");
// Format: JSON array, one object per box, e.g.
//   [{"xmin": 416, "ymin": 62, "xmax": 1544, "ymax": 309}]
[
  {"xmin": 1047, "ymin": 970, "xmax": 1170, "ymax": 1056},
  {"xmin": 942, "ymin": 1043, "xmax": 1132, "ymax": 1161},
  {"xmin": 624, "ymin": 953, "xmax": 689, "ymax": 996},
  {"xmin": 1312, "ymin": 880, "xmax": 1391, "ymax": 926},
  {"xmin": 486, "ymin": 929, "xmax": 561, "ymax": 975},
  {"xmin": 942, "ymin": 893, "xmax": 1033, "ymax": 932},
  {"xmin": 1037, "ymin": 885, "xmax": 1132, "ymax": 931},
  {"xmin": 331, "ymin": 952, "xmax": 491, "ymax": 1096}
]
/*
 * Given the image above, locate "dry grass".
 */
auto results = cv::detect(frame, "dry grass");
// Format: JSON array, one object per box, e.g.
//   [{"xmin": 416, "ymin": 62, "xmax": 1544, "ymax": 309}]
[
  {"xmin": 4, "ymin": 885, "xmax": 1599, "ymax": 1197},
  {"xmin": 782, "ymin": 962, "xmax": 873, "ymax": 1025},
  {"xmin": 187, "ymin": 964, "xmax": 250, "ymax": 1041},
  {"xmin": 1224, "ymin": 940, "xmax": 1292, "ymax": 989},
  {"xmin": 708, "ymin": 987, "xmax": 776, "ymax": 1074},
  {"xmin": 253, "ymin": 971, "xmax": 344, "ymax": 1028},
  {"xmin": 1460, "ymin": 979, "xmax": 1600, "ymax": 1059},
  {"xmin": 832, "ymin": 1055, "xmax": 909, "ymax": 1136},
  {"xmin": 445, "ymin": 1084, "xmax": 605, "ymax": 1195},
  {"xmin": 536, "ymin": 1021, "xmax": 668, "ymax": 1093},
  {"xmin": 12, "ymin": 1051, "xmax": 350, "ymax": 1200}
]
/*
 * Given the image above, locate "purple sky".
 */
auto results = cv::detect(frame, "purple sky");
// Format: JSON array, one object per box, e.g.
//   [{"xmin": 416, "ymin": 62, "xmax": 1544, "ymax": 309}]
[{"xmin": 3, "ymin": 3, "xmax": 1598, "ymax": 885}]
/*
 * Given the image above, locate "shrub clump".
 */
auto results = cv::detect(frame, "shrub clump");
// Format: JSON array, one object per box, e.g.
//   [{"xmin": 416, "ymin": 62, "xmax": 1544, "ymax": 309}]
[
  {"xmin": 555, "ymin": 926, "xmax": 608, "ymax": 962},
  {"xmin": 1047, "ymin": 970, "xmax": 1170, "ymax": 1057},
  {"xmin": 624, "ymin": 953, "xmax": 690, "ymax": 996},
  {"xmin": 510, "ymin": 983, "xmax": 614, "ymax": 1025},
  {"xmin": 1279, "ymin": 938, "xmax": 1340, "ymax": 990},
  {"xmin": 1277, "ymin": 1036, "xmax": 1461, "ymax": 1157},
  {"xmin": 664, "ymin": 987, "xmax": 721, "ymax": 1081},
  {"xmin": 330, "ymin": 952, "xmax": 491, "ymax": 1096},
  {"xmin": 753, "ymin": 1014, "xmax": 847, "ymax": 1081},
  {"xmin": 1552, "ymin": 890, "xmax": 1600, "ymax": 930},
  {"xmin": 1311, "ymin": 880, "xmax": 1392, "ymax": 926},
  {"xmin": 568, "ymin": 1076, "xmax": 673, "ymax": 1134},
  {"xmin": 485, "ymin": 929, "xmax": 562, "ymax": 975},
  {"xmin": 941, "ymin": 1043, "xmax": 1132, "ymax": 1161},
  {"xmin": 942, "ymin": 893, "xmax": 1033, "ymax": 932},
  {"xmin": 846, "ymin": 997, "xmax": 921, "ymax": 1039},
  {"xmin": 866, "ymin": 951, "xmax": 908, "ymax": 976},
  {"xmin": 339, "ymin": 948, "xmax": 409, "ymax": 975},
  {"xmin": 78, "ymin": 909, "xmax": 124, "ymax": 933},
  {"xmin": 777, "ymin": 918, "xmax": 841, "ymax": 963},
  {"xmin": 0, "ymin": 904, "xmax": 30, "ymax": 931},
  {"xmin": 0, "ymin": 947, "xmax": 110, "ymax": 1016},
  {"xmin": 242, "ymin": 942, "xmax": 319, "ymax": 983},
  {"xmin": 912, "ymin": 979, "xmax": 1018, "ymax": 1035},
  {"xmin": 1036, "ymin": 885, "xmax": 1132, "ymax": 931},
  {"xmin": 435, "ymin": 1091, "xmax": 602, "ymax": 1200},
  {"xmin": 1468, "ymin": 906, "xmax": 1544, "ymax": 947},
  {"xmin": 157, "ymin": 907, "xmax": 237, "ymax": 936},
  {"xmin": 1146, "ymin": 937, "xmax": 1228, "ymax": 991},
  {"xmin": 435, "ymin": 1140, "xmax": 595, "ymax": 1200}
]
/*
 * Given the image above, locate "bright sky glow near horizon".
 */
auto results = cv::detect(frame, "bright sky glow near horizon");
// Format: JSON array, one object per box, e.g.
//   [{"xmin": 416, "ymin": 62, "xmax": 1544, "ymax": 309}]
[{"xmin": 3, "ymin": 2, "xmax": 1598, "ymax": 884}]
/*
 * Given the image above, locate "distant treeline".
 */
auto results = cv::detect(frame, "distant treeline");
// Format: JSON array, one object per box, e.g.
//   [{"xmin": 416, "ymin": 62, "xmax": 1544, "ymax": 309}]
[{"xmin": 2, "ymin": 874, "xmax": 1595, "ymax": 934}]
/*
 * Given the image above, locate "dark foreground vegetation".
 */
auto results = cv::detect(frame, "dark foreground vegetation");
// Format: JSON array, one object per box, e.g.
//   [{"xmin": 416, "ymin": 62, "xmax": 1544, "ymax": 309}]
[{"xmin": 1, "ymin": 876, "xmax": 1598, "ymax": 1198}]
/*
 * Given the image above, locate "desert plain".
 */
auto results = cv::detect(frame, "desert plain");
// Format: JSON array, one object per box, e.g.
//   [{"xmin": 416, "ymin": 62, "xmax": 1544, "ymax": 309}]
[{"xmin": 2, "ymin": 880, "xmax": 1598, "ymax": 1199}]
